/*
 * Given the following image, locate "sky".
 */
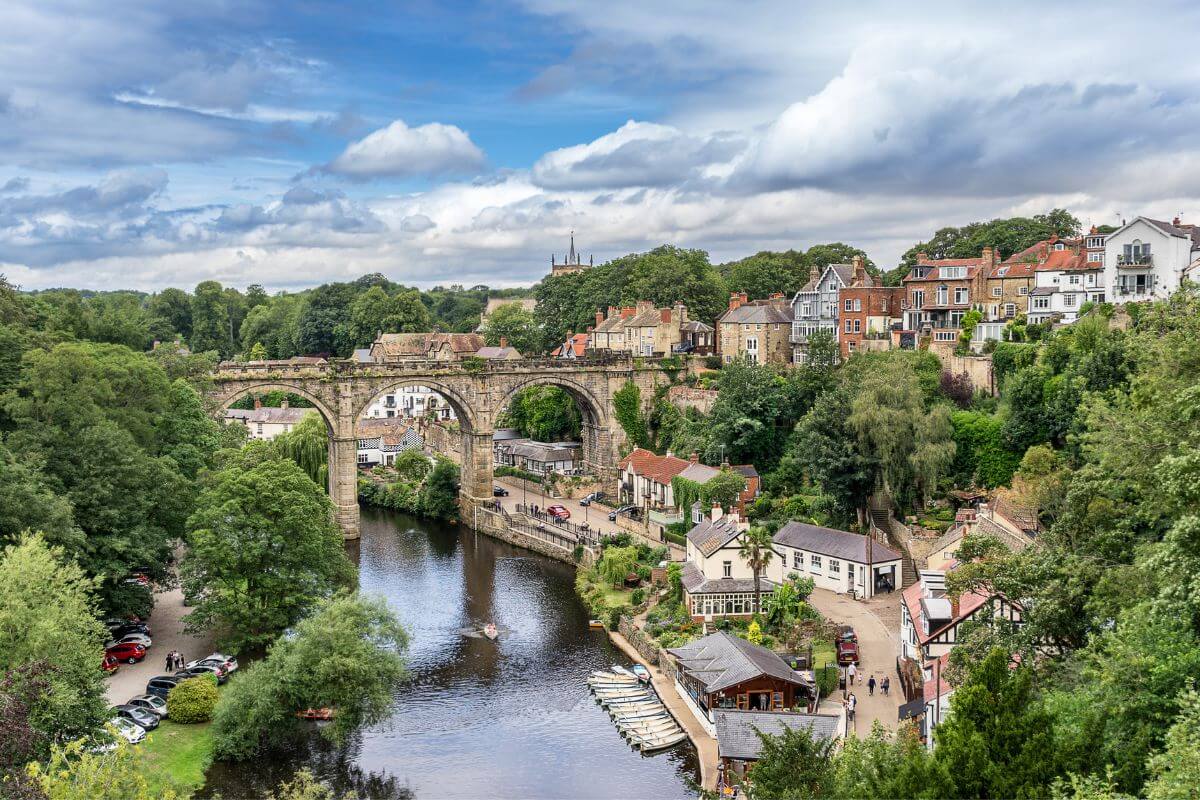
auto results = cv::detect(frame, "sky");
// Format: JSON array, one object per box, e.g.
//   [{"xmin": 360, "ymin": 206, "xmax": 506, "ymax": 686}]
[{"xmin": 3, "ymin": 0, "xmax": 1200, "ymax": 292}]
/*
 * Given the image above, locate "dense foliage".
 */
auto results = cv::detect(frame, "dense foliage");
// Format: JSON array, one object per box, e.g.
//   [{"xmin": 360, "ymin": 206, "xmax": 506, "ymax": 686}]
[
  {"xmin": 500, "ymin": 385, "xmax": 582, "ymax": 441},
  {"xmin": 166, "ymin": 676, "xmax": 219, "ymax": 724}
]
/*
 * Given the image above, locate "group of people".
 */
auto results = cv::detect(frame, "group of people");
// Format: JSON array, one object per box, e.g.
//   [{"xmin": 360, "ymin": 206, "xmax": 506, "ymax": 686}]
[
  {"xmin": 845, "ymin": 662, "xmax": 890, "ymax": 696},
  {"xmin": 165, "ymin": 650, "xmax": 187, "ymax": 671}
]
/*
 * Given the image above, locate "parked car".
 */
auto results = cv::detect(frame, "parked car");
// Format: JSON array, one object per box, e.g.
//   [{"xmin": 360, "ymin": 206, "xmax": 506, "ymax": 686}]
[
  {"xmin": 493, "ymin": 486, "xmax": 509, "ymax": 497},
  {"xmin": 109, "ymin": 716, "xmax": 146, "ymax": 745},
  {"xmin": 111, "ymin": 704, "xmax": 160, "ymax": 731},
  {"xmin": 836, "ymin": 624, "xmax": 857, "ymax": 643},
  {"xmin": 836, "ymin": 639, "xmax": 860, "ymax": 666},
  {"xmin": 123, "ymin": 573, "xmax": 150, "ymax": 587},
  {"xmin": 108, "ymin": 621, "xmax": 150, "ymax": 638},
  {"xmin": 126, "ymin": 694, "xmax": 168, "ymax": 719},
  {"xmin": 175, "ymin": 664, "xmax": 228, "ymax": 684},
  {"xmin": 187, "ymin": 653, "xmax": 238, "ymax": 674},
  {"xmin": 579, "ymin": 492, "xmax": 607, "ymax": 507},
  {"xmin": 101, "ymin": 654, "xmax": 120, "ymax": 674},
  {"xmin": 546, "ymin": 504, "xmax": 571, "ymax": 520},
  {"xmin": 106, "ymin": 633, "xmax": 152, "ymax": 650},
  {"xmin": 106, "ymin": 642, "xmax": 147, "ymax": 664},
  {"xmin": 145, "ymin": 676, "xmax": 181, "ymax": 699},
  {"xmin": 607, "ymin": 505, "xmax": 642, "ymax": 522}
]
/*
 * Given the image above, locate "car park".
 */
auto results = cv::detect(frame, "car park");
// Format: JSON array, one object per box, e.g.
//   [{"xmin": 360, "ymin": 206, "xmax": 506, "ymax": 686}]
[
  {"xmin": 109, "ymin": 716, "xmax": 146, "ymax": 745},
  {"xmin": 145, "ymin": 676, "xmax": 181, "ymax": 699},
  {"xmin": 126, "ymin": 694, "xmax": 168, "ymax": 719},
  {"xmin": 579, "ymin": 492, "xmax": 607, "ymax": 506},
  {"xmin": 187, "ymin": 653, "xmax": 239, "ymax": 674},
  {"xmin": 101, "ymin": 654, "xmax": 120, "ymax": 674},
  {"xmin": 112, "ymin": 704, "xmax": 160, "ymax": 731},
  {"xmin": 108, "ymin": 621, "xmax": 151, "ymax": 639},
  {"xmin": 546, "ymin": 504, "xmax": 571, "ymax": 520},
  {"xmin": 105, "ymin": 642, "xmax": 147, "ymax": 664}
]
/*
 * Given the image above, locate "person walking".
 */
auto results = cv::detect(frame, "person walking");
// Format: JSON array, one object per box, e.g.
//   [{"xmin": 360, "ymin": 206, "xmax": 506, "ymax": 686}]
[
  {"xmin": 846, "ymin": 692, "xmax": 857, "ymax": 726},
  {"xmin": 868, "ymin": 675, "xmax": 877, "ymax": 696},
  {"xmin": 847, "ymin": 661, "xmax": 857, "ymax": 685},
  {"xmin": 882, "ymin": 676, "xmax": 891, "ymax": 697},
  {"xmin": 165, "ymin": 650, "xmax": 175, "ymax": 671}
]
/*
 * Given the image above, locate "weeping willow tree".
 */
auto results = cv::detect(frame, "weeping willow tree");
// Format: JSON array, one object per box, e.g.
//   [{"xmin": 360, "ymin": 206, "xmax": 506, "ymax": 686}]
[{"xmin": 274, "ymin": 412, "xmax": 329, "ymax": 491}]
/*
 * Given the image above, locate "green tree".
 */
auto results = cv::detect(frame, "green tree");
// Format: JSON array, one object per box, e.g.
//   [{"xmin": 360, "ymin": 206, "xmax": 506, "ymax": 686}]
[
  {"xmin": 248, "ymin": 341, "xmax": 268, "ymax": 360},
  {"xmin": 166, "ymin": 675, "xmax": 219, "ymax": 723},
  {"xmin": 1145, "ymin": 687, "xmax": 1200, "ymax": 800},
  {"xmin": 738, "ymin": 526, "xmax": 776, "ymax": 614},
  {"xmin": 831, "ymin": 723, "xmax": 950, "ymax": 799},
  {"xmin": 419, "ymin": 457, "xmax": 460, "ymax": 521},
  {"xmin": 748, "ymin": 719, "xmax": 836, "ymax": 799},
  {"xmin": 481, "ymin": 302, "xmax": 541, "ymax": 354},
  {"xmin": 598, "ymin": 545, "xmax": 639, "ymax": 587},
  {"xmin": 296, "ymin": 282, "xmax": 359, "ymax": 356},
  {"xmin": 181, "ymin": 450, "xmax": 354, "ymax": 651},
  {"xmin": 950, "ymin": 410, "xmax": 1021, "ymax": 488},
  {"xmin": 393, "ymin": 449, "xmax": 431, "ymax": 483},
  {"xmin": 239, "ymin": 294, "xmax": 304, "ymax": 359},
  {"xmin": 189, "ymin": 280, "xmax": 231, "ymax": 356},
  {"xmin": 501, "ymin": 385, "xmax": 582, "ymax": 441},
  {"xmin": 273, "ymin": 412, "xmax": 328, "ymax": 490},
  {"xmin": 706, "ymin": 359, "xmax": 803, "ymax": 471},
  {"xmin": 0, "ymin": 535, "xmax": 108, "ymax": 750},
  {"xmin": 702, "ymin": 468, "xmax": 748, "ymax": 509},
  {"xmin": 791, "ymin": 384, "xmax": 876, "ymax": 526},
  {"xmin": 0, "ymin": 446, "xmax": 80, "ymax": 550},
  {"xmin": 718, "ymin": 250, "xmax": 810, "ymax": 298},
  {"xmin": 211, "ymin": 593, "xmax": 407, "ymax": 759},
  {"xmin": 28, "ymin": 738, "xmax": 179, "ymax": 800},
  {"xmin": 348, "ymin": 286, "xmax": 432, "ymax": 349},
  {"xmin": 612, "ymin": 381, "xmax": 649, "ymax": 450}
]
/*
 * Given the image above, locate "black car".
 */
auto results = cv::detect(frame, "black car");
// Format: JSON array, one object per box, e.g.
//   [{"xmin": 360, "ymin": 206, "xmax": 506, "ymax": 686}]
[
  {"xmin": 493, "ymin": 486, "xmax": 509, "ymax": 497},
  {"xmin": 607, "ymin": 505, "xmax": 640, "ymax": 522},
  {"xmin": 111, "ymin": 704, "xmax": 160, "ymax": 730},
  {"xmin": 145, "ymin": 676, "xmax": 180, "ymax": 699},
  {"xmin": 579, "ymin": 492, "xmax": 607, "ymax": 507},
  {"xmin": 109, "ymin": 622, "xmax": 151, "ymax": 638},
  {"xmin": 175, "ymin": 665, "xmax": 228, "ymax": 685}
]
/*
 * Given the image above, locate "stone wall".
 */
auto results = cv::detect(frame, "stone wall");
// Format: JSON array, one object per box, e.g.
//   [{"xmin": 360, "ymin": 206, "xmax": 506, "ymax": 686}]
[
  {"xmin": 928, "ymin": 346, "xmax": 996, "ymax": 395},
  {"xmin": 421, "ymin": 419, "xmax": 463, "ymax": 463},
  {"xmin": 472, "ymin": 506, "xmax": 581, "ymax": 565},
  {"xmin": 666, "ymin": 386, "xmax": 719, "ymax": 414},
  {"xmin": 618, "ymin": 616, "xmax": 662, "ymax": 665}
]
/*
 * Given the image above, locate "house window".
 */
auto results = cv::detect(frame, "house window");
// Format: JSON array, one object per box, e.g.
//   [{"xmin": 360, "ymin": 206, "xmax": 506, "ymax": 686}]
[
  {"xmin": 934, "ymin": 331, "xmax": 956, "ymax": 341},
  {"xmin": 1088, "ymin": 252, "xmax": 1103, "ymax": 263},
  {"xmin": 828, "ymin": 559, "xmax": 841, "ymax": 575},
  {"xmin": 1054, "ymin": 242, "xmax": 1065, "ymax": 251},
  {"xmin": 847, "ymin": 341, "xmax": 856, "ymax": 353},
  {"xmin": 1003, "ymin": 303, "xmax": 1016, "ymax": 317},
  {"xmin": 844, "ymin": 299, "xmax": 853, "ymax": 311},
  {"xmin": 1018, "ymin": 286, "xmax": 1030, "ymax": 295},
  {"xmin": 810, "ymin": 554, "xmax": 822, "ymax": 571},
  {"xmin": 1033, "ymin": 297, "xmax": 1050, "ymax": 310},
  {"xmin": 911, "ymin": 290, "xmax": 924, "ymax": 309},
  {"xmin": 793, "ymin": 551, "xmax": 802, "ymax": 570},
  {"xmin": 723, "ymin": 561, "xmax": 732, "ymax": 578},
  {"xmin": 853, "ymin": 319, "xmax": 861, "ymax": 333},
  {"xmin": 357, "ymin": 453, "xmax": 369, "ymax": 464},
  {"xmin": 1064, "ymin": 294, "xmax": 1077, "ymax": 308},
  {"xmin": 992, "ymin": 286, "xmax": 1002, "ymax": 297},
  {"xmin": 1087, "ymin": 236, "xmax": 1105, "ymax": 248},
  {"xmin": 1068, "ymin": 275, "xmax": 1081, "ymax": 285},
  {"xmin": 746, "ymin": 337, "xmax": 758, "ymax": 365},
  {"xmin": 941, "ymin": 266, "xmax": 966, "ymax": 279},
  {"xmin": 954, "ymin": 287, "xmax": 968, "ymax": 304},
  {"xmin": 936, "ymin": 285, "xmax": 948, "ymax": 305},
  {"xmin": 801, "ymin": 302, "xmax": 811, "ymax": 316},
  {"xmin": 256, "ymin": 423, "xmax": 263, "ymax": 435},
  {"xmin": 845, "ymin": 319, "xmax": 853, "ymax": 333}
]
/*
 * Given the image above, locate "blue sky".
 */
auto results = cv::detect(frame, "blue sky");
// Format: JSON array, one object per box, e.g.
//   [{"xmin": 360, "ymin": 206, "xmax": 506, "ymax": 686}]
[{"xmin": 3, "ymin": 0, "xmax": 1200, "ymax": 291}]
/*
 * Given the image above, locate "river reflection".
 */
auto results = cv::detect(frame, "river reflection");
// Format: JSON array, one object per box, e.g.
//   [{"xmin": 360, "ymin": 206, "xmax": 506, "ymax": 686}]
[{"xmin": 199, "ymin": 506, "xmax": 700, "ymax": 799}]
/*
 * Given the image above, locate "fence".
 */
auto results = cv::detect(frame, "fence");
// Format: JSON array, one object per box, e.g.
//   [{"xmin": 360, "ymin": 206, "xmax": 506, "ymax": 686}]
[{"xmin": 515, "ymin": 503, "xmax": 604, "ymax": 546}]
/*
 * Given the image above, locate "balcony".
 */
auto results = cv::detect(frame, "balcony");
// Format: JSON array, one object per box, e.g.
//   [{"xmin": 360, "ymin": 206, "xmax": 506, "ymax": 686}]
[{"xmin": 1116, "ymin": 254, "xmax": 1152, "ymax": 268}]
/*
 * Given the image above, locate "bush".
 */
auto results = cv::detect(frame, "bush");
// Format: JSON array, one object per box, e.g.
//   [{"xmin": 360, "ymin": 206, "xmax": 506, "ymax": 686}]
[
  {"xmin": 815, "ymin": 664, "xmax": 840, "ymax": 698},
  {"xmin": 607, "ymin": 606, "xmax": 626, "ymax": 630},
  {"xmin": 168, "ymin": 675, "xmax": 219, "ymax": 723},
  {"xmin": 631, "ymin": 588, "xmax": 646, "ymax": 606},
  {"xmin": 572, "ymin": 544, "xmax": 585, "ymax": 562},
  {"xmin": 494, "ymin": 465, "xmax": 542, "ymax": 483},
  {"xmin": 704, "ymin": 355, "xmax": 723, "ymax": 370}
]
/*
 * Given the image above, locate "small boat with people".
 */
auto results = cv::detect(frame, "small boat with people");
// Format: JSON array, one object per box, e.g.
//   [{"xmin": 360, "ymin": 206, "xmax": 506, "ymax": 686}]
[
  {"xmin": 482, "ymin": 623, "xmax": 499, "ymax": 640},
  {"xmin": 296, "ymin": 707, "xmax": 334, "ymax": 721}
]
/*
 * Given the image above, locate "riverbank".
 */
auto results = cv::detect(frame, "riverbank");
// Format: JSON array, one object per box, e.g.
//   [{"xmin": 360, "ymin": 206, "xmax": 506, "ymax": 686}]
[{"xmin": 136, "ymin": 721, "xmax": 214, "ymax": 797}]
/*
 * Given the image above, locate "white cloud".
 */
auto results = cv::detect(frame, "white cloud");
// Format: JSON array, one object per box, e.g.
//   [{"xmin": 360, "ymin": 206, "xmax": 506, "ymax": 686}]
[{"xmin": 323, "ymin": 119, "xmax": 486, "ymax": 180}]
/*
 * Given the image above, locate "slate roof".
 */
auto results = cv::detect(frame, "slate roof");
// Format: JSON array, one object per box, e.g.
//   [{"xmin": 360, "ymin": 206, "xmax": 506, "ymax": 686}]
[
  {"xmin": 686, "ymin": 516, "xmax": 743, "ymax": 557},
  {"xmin": 357, "ymin": 417, "xmax": 415, "ymax": 438},
  {"xmin": 732, "ymin": 464, "xmax": 759, "ymax": 479},
  {"xmin": 715, "ymin": 710, "xmax": 840, "ymax": 760},
  {"xmin": 371, "ymin": 333, "xmax": 485, "ymax": 357},
  {"xmin": 225, "ymin": 407, "xmax": 313, "ymax": 425},
  {"xmin": 475, "ymin": 345, "xmax": 522, "ymax": 359},
  {"xmin": 492, "ymin": 428, "xmax": 526, "ymax": 442},
  {"xmin": 681, "ymin": 320, "xmax": 714, "ymax": 332},
  {"xmin": 502, "ymin": 441, "xmax": 580, "ymax": 462},
  {"xmin": 718, "ymin": 300, "xmax": 793, "ymax": 325},
  {"xmin": 678, "ymin": 462, "xmax": 722, "ymax": 484},
  {"xmin": 668, "ymin": 631, "xmax": 811, "ymax": 694},
  {"xmin": 593, "ymin": 308, "xmax": 636, "ymax": 333},
  {"xmin": 773, "ymin": 521, "xmax": 901, "ymax": 563},
  {"xmin": 352, "ymin": 348, "xmax": 373, "ymax": 363},
  {"xmin": 681, "ymin": 561, "xmax": 775, "ymax": 595}
]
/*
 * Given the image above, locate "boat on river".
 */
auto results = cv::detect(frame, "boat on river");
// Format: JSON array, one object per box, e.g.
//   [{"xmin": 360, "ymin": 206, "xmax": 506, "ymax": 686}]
[
  {"xmin": 588, "ymin": 619, "xmax": 605, "ymax": 629},
  {"xmin": 629, "ymin": 729, "xmax": 689, "ymax": 753},
  {"xmin": 630, "ymin": 664, "xmax": 651, "ymax": 682},
  {"xmin": 483, "ymin": 623, "xmax": 498, "ymax": 640},
  {"xmin": 610, "ymin": 664, "xmax": 634, "ymax": 677}
]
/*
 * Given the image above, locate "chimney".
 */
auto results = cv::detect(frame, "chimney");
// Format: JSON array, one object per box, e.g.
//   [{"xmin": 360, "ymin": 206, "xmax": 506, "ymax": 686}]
[
  {"xmin": 768, "ymin": 292, "xmax": 784, "ymax": 300},
  {"xmin": 728, "ymin": 292, "xmax": 744, "ymax": 311},
  {"xmin": 1174, "ymin": 215, "xmax": 1182, "ymax": 226},
  {"xmin": 916, "ymin": 251, "xmax": 928, "ymax": 263},
  {"xmin": 981, "ymin": 246, "xmax": 993, "ymax": 265},
  {"xmin": 499, "ymin": 336, "xmax": 508, "ymax": 349},
  {"xmin": 809, "ymin": 263, "xmax": 820, "ymax": 282},
  {"xmin": 710, "ymin": 502, "xmax": 723, "ymax": 523},
  {"xmin": 740, "ymin": 292, "xmax": 748, "ymax": 304},
  {"xmin": 253, "ymin": 397, "xmax": 262, "ymax": 410},
  {"xmin": 675, "ymin": 301, "xmax": 687, "ymax": 323},
  {"xmin": 852, "ymin": 254, "xmax": 866, "ymax": 285},
  {"xmin": 280, "ymin": 398, "xmax": 289, "ymax": 409},
  {"xmin": 689, "ymin": 451, "xmax": 699, "ymax": 463},
  {"xmin": 596, "ymin": 310, "xmax": 604, "ymax": 327},
  {"xmin": 607, "ymin": 305, "xmax": 618, "ymax": 318},
  {"xmin": 660, "ymin": 308, "xmax": 671, "ymax": 323},
  {"xmin": 636, "ymin": 299, "xmax": 654, "ymax": 314}
]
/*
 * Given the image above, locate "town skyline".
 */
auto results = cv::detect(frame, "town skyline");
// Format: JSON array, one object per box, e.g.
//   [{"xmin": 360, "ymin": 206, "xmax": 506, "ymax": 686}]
[{"xmin": 4, "ymin": 1, "xmax": 1200, "ymax": 292}]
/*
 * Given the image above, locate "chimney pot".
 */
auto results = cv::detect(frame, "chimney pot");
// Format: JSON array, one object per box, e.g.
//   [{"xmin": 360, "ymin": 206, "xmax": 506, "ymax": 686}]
[
  {"xmin": 596, "ymin": 311, "xmax": 604, "ymax": 326},
  {"xmin": 253, "ymin": 397, "xmax": 262, "ymax": 409},
  {"xmin": 1173, "ymin": 215, "xmax": 1182, "ymax": 226},
  {"xmin": 711, "ymin": 502, "xmax": 723, "ymax": 523},
  {"xmin": 917, "ymin": 251, "xmax": 928, "ymax": 262}
]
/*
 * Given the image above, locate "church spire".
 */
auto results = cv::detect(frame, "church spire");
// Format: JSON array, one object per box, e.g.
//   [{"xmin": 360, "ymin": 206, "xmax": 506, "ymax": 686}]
[{"xmin": 568, "ymin": 230, "xmax": 577, "ymax": 264}]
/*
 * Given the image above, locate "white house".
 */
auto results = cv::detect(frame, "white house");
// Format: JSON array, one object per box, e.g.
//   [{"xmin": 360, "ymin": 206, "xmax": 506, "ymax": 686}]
[
  {"xmin": 224, "ymin": 401, "xmax": 313, "ymax": 440},
  {"xmin": 1103, "ymin": 216, "xmax": 1200, "ymax": 303},
  {"xmin": 1026, "ymin": 244, "xmax": 1106, "ymax": 325},
  {"xmin": 493, "ymin": 438, "xmax": 582, "ymax": 475},
  {"xmin": 899, "ymin": 570, "xmax": 1023, "ymax": 664},
  {"xmin": 356, "ymin": 418, "xmax": 424, "ymax": 467},
  {"xmin": 681, "ymin": 505, "xmax": 773, "ymax": 621},
  {"xmin": 363, "ymin": 386, "xmax": 456, "ymax": 421},
  {"xmin": 770, "ymin": 522, "xmax": 902, "ymax": 598}
]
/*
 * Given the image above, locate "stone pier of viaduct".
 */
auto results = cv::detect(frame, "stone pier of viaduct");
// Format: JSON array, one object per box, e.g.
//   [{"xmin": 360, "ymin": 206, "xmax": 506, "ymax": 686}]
[{"xmin": 207, "ymin": 354, "xmax": 679, "ymax": 539}]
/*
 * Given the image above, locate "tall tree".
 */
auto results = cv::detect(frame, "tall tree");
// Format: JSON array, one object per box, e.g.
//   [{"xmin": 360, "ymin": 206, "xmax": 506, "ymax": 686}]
[
  {"xmin": 481, "ymin": 302, "xmax": 541, "ymax": 355},
  {"xmin": 181, "ymin": 447, "xmax": 354, "ymax": 651},
  {"xmin": 738, "ymin": 525, "xmax": 776, "ymax": 614},
  {"xmin": 190, "ymin": 280, "xmax": 231, "ymax": 356},
  {"xmin": 348, "ymin": 286, "xmax": 432, "ymax": 349}
]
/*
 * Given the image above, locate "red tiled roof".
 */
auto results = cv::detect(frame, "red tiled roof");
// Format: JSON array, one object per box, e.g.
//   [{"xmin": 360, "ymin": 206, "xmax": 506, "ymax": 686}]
[
  {"xmin": 618, "ymin": 447, "xmax": 692, "ymax": 484},
  {"xmin": 901, "ymin": 580, "xmax": 996, "ymax": 648}
]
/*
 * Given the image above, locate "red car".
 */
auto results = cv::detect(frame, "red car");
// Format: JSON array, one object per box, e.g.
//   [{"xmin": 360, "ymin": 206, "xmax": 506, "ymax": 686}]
[
  {"xmin": 106, "ymin": 642, "xmax": 148, "ymax": 664},
  {"xmin": 101, "ymin": 654, "xmax": 120, "ymax": 674},
  {"xmin": 546, "ymin": 504, "xmax": 571, "ymax": 520},
  {"xmin": 836, "ymin": 639, "xmax": 860, "ymax": 666}
]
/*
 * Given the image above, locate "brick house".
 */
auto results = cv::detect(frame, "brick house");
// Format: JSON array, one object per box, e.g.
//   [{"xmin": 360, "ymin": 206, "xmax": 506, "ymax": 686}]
[
  {"xmin": 900, "ymin": 249, "xmax": 996, "ymax": 346},
  {"xmin": 716, "ymin": 292, "xmax": 793, "ymax": 365},
  {"xmin": 837, "ymin": 256, "xmax": 904, "ymax": 358}
]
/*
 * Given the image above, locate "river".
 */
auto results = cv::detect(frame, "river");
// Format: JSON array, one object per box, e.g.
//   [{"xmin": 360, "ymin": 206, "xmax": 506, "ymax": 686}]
[{"xmin": 199, "ymin": 506, "xmax": 700, "ymax": 799}]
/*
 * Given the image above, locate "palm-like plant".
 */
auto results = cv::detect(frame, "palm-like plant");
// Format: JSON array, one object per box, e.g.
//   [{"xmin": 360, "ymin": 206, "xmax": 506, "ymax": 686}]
[{"xmin": 739, "ymin": 525, "xmax": 776, "ymax": 616}]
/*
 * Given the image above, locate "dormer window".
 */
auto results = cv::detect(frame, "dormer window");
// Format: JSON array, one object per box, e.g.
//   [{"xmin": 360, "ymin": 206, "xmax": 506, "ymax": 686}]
[{"xmin": 941, "ymin": 266, "xmax": 966, "ymax": 279}]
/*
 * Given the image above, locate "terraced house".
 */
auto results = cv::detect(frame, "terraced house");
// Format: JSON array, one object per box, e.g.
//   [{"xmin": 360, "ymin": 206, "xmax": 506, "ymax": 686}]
[
  {"xmin": 789, "ymin": 262, "xmax": 851, "ymax": 363},
  {"xmin": 836, "ymin": 256, "xmax": 904, "ymax": 359},
  {"xmin": 901, "ymin": 248, "xmax": 996, "ymax": 346},
  {"xmin": 716, "ymin": 292, "xmax": 792, "ymax": 364}
]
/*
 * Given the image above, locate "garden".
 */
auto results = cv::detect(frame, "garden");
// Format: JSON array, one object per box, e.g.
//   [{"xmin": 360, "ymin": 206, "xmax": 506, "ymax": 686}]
[{"xmin": 574, "ymin": 534, "xmax": 668, "ymax": 628}]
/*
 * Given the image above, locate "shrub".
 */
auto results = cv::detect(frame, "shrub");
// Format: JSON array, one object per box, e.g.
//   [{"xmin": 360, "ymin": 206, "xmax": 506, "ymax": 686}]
[
  {"xmin": 572, "ymin": 544, "xmax": 585, "ymax": 562},
  {"xmin": 815, "ymin": 664, "xmax": 840, "ymax": 698},
  {"xmin": 631, "ymin": 588, "xmax": 646, "ymax": 606},
  {"xmin": 607, "ymin": 606, "xmax": 626, "ymax": 630},
  {"xmin": 168, "ymin": 675, "xmax": 219, "ymax": 723},
  {"xmin": 704, "ymin": 355, "xmax": 723, "ymax": 370}
]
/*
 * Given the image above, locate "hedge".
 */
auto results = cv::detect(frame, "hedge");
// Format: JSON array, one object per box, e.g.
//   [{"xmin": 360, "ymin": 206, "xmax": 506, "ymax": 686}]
[{"xmin": 167, "ymin": 676, "xmax": 219, "ymax": 723}]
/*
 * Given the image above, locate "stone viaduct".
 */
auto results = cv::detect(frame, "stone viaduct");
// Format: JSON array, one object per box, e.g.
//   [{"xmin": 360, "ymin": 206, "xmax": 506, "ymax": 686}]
[{"xmin": 207, "ymin": 354, "xmax": 678, "ymax": 539}]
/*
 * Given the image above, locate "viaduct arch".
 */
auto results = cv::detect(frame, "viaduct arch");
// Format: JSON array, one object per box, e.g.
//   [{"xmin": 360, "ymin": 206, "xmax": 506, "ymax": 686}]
[{"xmin": 207, "ymin": 355, "xmax": 672, "ymax": 539}]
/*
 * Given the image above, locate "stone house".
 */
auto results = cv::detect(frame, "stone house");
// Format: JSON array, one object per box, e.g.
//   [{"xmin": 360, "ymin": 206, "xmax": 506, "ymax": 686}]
[
  {"xmin": 224, "ymin": 399, "xmax": 312, "ymax": 440},
  {"xmin": 716, "ymin": 292, "xmax": 793, "ymax": 365},
  {"xmin": 369, "ymin": 332, "xmax": 487, "ymax": 362}
]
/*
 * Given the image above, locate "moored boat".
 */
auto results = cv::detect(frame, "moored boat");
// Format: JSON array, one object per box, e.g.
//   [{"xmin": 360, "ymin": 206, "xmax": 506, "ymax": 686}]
[
  {"xmin": 482, "ymin": 623, "xmax": 499, "ymax": 640},
  {"xmin": 630, "ymin": 664, "xmax": 651, "ymax": 682}
]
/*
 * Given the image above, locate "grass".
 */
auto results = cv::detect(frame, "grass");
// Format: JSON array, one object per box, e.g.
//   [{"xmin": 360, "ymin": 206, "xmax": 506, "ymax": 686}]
[
  {"xmin": 598, "ymin": 585, "xmax": 634, "ymax": 607},
  {"xmin": 136, "ymin": 720, "xmax": 215, "ymax": 798},
  {"xmin": 812, "ymin": 638, "xmax": 837, "ymax": 670}
]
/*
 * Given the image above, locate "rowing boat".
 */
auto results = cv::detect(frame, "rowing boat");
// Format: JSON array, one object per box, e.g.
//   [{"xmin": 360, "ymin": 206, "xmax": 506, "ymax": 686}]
[
  {"xmin": 629, "ymin": 730, "xmax": 689, "ymax": 753},
  {"xmin": 610, "ymin": 664, "xmax": 635, "ymax": 677},
  {"xmin": 631, "ymin": 664, "xmax": 651, "ymax": 682},
  {"xmin": 621, "ymin": 719, "xmax": 680, "ymax": 736},
  {"xmin": 611, "ymin": 709, "xmax": 670, "ymax": 723}
]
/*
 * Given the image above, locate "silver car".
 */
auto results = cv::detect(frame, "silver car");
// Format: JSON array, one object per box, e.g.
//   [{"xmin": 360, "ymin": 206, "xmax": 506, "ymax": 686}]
[{"xmin": 126, "ymin": 694, "xmax": 168, "ymax": 719}]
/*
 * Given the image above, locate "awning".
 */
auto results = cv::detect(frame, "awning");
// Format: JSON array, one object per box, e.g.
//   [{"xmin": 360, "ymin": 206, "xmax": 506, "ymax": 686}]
[{"xmin": 898, "ymin": 698, "xmax": 926, "ymax": 721}]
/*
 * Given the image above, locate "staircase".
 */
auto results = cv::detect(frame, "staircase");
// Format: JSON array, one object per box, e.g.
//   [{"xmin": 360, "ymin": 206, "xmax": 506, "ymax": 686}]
[{"xmin": 870, "ymin": 508, "xmax": 918, "ymax": 589}]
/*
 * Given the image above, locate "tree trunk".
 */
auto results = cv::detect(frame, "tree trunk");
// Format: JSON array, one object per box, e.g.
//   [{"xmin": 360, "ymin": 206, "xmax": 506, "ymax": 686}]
[{"xmin": 753, "ymin": 564, "xmax": 761, "ymax": 617}]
